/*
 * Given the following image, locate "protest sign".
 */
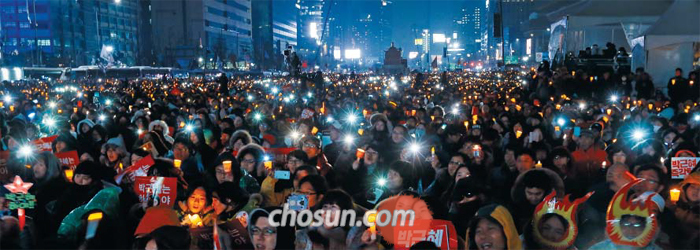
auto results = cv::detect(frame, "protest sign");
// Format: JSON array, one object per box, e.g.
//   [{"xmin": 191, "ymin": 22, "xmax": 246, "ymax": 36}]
[
  {"xmin": 189, "ymin": 220, "xmax": 252, "ymax": 249},
  {"xmin": 33, "ymin": 135, "xmax": 58, "ymax": 152},
  {"xmin": 55, "ymin": 150, "xmax": 79, "ymax": 170},
  {"xmin": 671, "ymin": 157, "xmax": 699, "ymax": 179},
  {"xmin": 134, "ymin": 176, "xmax": 177, "ymax": 206},
  {"xmin": 115, "ymin": 155, "xmax": 155, "ymax": 184}
]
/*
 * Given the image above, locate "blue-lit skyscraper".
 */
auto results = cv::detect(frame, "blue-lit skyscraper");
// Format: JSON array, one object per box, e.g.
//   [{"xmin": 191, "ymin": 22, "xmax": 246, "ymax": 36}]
[
  {"xmin": 0, "ymin": 0, "xmax": 140, "ymax": 67},
  {"xmin": 296, "ymin": 0, "xmax": 324, "ymax": 66}
]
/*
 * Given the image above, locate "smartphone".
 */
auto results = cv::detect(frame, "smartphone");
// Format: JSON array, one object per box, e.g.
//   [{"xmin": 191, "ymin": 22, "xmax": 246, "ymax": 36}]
[
  {"xmin": 367, "ymin": 187, "xmax": 384, "ymax": 205},
  {"xmin": 573, "ymin": 127, "xmax": 581, "ymax": 137},
  {"xmin": 274, "ymin": 170, "xmax": 291, "ymax": 180},
  {"xmin": 288, "ymin": 194, "xmax": 308, "ymax": 211},
  {"xmin": 321, "ymin": 135, "xmax": 332, "ymax": 148}
]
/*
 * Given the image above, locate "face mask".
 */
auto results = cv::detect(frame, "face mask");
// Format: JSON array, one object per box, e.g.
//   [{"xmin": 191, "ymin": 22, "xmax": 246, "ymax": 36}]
[{"xmin": 653, "ymin": 125, "xmax": 661, "ymax": 132}]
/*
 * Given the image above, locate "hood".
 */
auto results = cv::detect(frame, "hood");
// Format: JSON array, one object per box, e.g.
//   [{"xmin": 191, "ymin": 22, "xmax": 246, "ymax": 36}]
[
  {"xmin": 77, "ymin": 119, "xmax": 96, "ymax": 135},
  {"xmin": 105, "ymin": 136, "xmax": 127, "ymax": 152},
  {"xmin": 679, "ymin": 172, "xmax": 700, "ymax": 203},
  {"xmin": 148, "ymin": 120, "xmax": 170, "ymax": 134},
  {"xmin": 248, "ymin": 207, "xmax": 295, "ymax": 249},
  {"xmin": 511, "ymin": 168, "xmax": 565, "ymax": 204},
  {"xmin": 466, "ymin": 204, "xmax": 522, "ymax": 250}
]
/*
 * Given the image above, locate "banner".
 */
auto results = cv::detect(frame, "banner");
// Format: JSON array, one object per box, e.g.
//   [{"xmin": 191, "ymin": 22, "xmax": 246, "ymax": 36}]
[
  {"xmin": 134, "ymin": 176, "xmax": 177, "ymax": 206},
  {"xmin": 55, "ymin": 150, "xmax": 79, "ymax": 170},
  {"xmin": 33, "ymin": 135, "xmax": 58, "ymax": 152},
  {"xmin": 671, "ymin": 157, "xmax": 699, "ymax": 179},
  {"xmin": 394, "ymin": 219, "xmax": 459, "ymax": 250},
  {"xmin": 189, "ymin": 220, "xmax": 253, "ymax": 249},
  {"xmin": 116, "ymin": 155, "xmax": 155, "ymax": 184}
]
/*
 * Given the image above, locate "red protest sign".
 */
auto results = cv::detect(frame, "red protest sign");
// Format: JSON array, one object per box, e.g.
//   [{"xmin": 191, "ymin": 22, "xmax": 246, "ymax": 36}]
[
  {"xmin": 54, "ymin": 150, "xmax": 79, "ymax": 170},
  {"xmin": 134, "ymin": 176, "xmax": 177, "ymax": 206},
  {"xmin": 189, "ymin": 220, "xmax": 253, "ymax": 249},
  {"xmin": 0, "ymin": 151, "xmax": 10, "ymax": 182},
  {"xmin": 33, "ymin": 135, "xmax": 58, "ymax": 152},
  {"xmin": 671, "ymin": 157, "xmax": 699, "ymax": 179},
  {"xmin": 115, "ymin": 155, "xmax": 155, "ymax": 184},
  {"xmin": 394, "ymin": 220, "xmax": 459, "ymax": 250}
]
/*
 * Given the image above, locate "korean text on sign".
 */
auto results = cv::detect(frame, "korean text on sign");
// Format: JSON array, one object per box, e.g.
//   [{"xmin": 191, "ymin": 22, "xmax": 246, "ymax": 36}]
[
  {"xmin": 134, "ymin": 176, "xmax": 177, "ymax": 206},
  {"xmin": 671, "ymin": 157, "xmax": 699, "ymax": 179}
]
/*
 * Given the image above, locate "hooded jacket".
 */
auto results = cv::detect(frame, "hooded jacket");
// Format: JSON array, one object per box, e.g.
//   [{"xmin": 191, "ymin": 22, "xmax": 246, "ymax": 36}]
[
  {"xmin": 149, "ymin": 120, "xmax": 174, "ymax": 144},
  {"xmin": 466, "ymin": 204, "xmax": 523, "ymax": 250}
]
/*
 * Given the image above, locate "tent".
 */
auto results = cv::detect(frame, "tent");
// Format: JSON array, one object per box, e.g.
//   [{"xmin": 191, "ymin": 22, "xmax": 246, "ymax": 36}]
[
  {"xmin": 545, "ymin": 0, "xmax": 672, "ymax": 55},
  {"xmin": 643, "ymin": 0, "xmax": 700, "ymax": 88}
]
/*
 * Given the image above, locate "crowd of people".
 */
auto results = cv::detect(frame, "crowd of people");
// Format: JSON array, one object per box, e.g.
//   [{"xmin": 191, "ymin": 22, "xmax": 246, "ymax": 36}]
[{"xmin": 0, "ymin": 62, "xmax": 698, "ymax": 250}]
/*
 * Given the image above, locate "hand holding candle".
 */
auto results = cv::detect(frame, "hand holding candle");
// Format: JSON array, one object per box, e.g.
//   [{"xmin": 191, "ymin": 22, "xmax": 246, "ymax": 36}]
[
  {"xmin": 223, "ymin": 160, "xmax": 232, "ymax": 173},
  {"xmin": 356, "ymin": 148, "xmax": 365, "ymax": 159},
  {"xmin": 670, "ymin": 188, "xmax": 681, "ymax": 203}
]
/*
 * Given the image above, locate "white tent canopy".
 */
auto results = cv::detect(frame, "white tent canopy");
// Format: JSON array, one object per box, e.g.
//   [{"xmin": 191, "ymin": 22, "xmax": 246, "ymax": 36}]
[{"xmin": 644, "ymin": 0, "xmax": 700, "ymax": 88}]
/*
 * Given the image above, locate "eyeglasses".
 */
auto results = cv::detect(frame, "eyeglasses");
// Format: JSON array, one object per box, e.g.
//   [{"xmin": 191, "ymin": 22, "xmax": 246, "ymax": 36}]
[
  {"xmin": 287, "ymin": 158, "xmax": 303, "ymax": 164},
  {"xmin": 644, "ymin": 179, "xmax": 660, "ymax": 185},
  {"xmin": 448, "ymin": 161, "xmax": 465, "ymax": 166},
  {"xmin": 251, "ymin": 227, "xmax": 276, "ymax": 236},
  {"xmin": 620, "ymin": 221, "xmax": 645, "ymax": 228},
  {"xmin": 302, "ymin": 143, "xmax": 318, "ymax": 148},
  {"xmin": 365, "ymin": 150, "xmax": 379, "ymax": 156}
]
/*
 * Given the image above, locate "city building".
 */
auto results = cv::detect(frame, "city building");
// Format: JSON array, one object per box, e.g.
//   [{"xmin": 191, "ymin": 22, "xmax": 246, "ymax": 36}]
[
  {"xmin": 1, "ymin": 0, "xmax": 139, "ymax": 67},
  {"xmin": 147, "ymin": 0, "xmax": 252, "ymax": 69},
  {"xmin": 295, "ymin": 0, "xmax": 324, "ymax": 66},
  {"xmin": 272, "ymin": 0, "xmax": 297, "ymax": 54},
  {"xmin": 454, "ymin": 2, "xmax": 481, "ymax": 60},
  {"xmin": 252, "ymin": 0, "xmax": 274, "ymax": 70}
]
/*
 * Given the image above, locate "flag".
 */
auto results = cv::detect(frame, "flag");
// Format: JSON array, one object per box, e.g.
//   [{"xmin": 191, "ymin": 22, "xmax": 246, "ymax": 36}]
[
  {"xmin": 213, "ymin": 220, "xmax": 222, "ymax": 250},
  {"xmin": 431, "ymin": 57, "xmax": 438, "ymax": 69}
]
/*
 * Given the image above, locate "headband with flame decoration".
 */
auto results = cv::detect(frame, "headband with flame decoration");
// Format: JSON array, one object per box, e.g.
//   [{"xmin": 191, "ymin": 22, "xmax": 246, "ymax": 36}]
[
  {"xmin": 606, "ymin": 178, "xmax": 659, "ymax": 247},
  {"xmin": 532, "ymin": 190, "xmax": 593, "ymax": 250}
]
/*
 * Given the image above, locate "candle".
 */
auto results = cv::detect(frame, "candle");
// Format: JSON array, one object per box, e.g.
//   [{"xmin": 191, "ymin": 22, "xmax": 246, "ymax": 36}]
[
  {"xmin": 174, "ymin": 159, "xmax": 182, "ymax": 168},
  {"xmin": 602, "ymin": 161, "xmax": 607, "ymax": 169},
  {"xmin": 264, "ymin": 160, "xmax": 273, "ymax": 170},
  {"xmin": 223, "ymin": 160, "xmax": 232, "ymax": 173},
  {"xmin": 65, "ymin": 169, "xmax": 74, "ymax": 181},
  {"xmin": 670, "ymin": 188, "xmax": 681, "ymax": 202},
  {"xmin": 358, "ymin": 128, "xmax": 364, "ymax": 136},
  {"xmin": 672, "ymin": 79, "xmax": 676, "ymax": 85},
  {"xmin": 535, "ymin": 161, "xmax": 542, "ymax": 168},
  {"xmin": 73, "ymin": 107, "xmax": 78, "ymax": 113},
  {"xmin": 516, "ymin": 130, "xmax": 523, "ymax": 139},
  {"xmin": 431, "ymin": 147, "xmax": 435, "ymax": 156},
  {"xmin": 356, "ymin": 148, "xmax": 365, "ymax": 159}
]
